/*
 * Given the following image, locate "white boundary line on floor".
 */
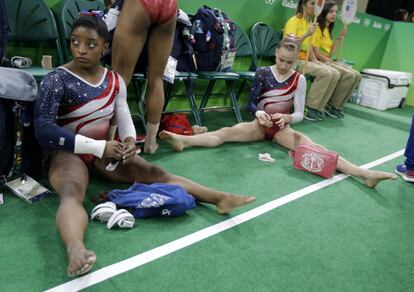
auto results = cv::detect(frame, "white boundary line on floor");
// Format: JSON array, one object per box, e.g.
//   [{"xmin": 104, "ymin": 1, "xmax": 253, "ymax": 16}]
[{"xmin": 46, "ymin": 149, "xmax": 404, "ymax": 292}]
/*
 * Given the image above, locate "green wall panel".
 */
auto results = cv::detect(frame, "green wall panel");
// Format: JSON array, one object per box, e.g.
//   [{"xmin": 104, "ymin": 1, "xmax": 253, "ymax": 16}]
[
  {"xmin": 331, "ymin": 13, "xmax": 392, "ymax": 71},
  {"xmin": 180, "ymin": 0, "xmax": 392, "ymax": 71},
  {"xmin": 380, "ymin": 22, "xmax": 414, "ymax": 106},
  {"xmin": 6, "ymin": 0, "xmax": 410, "ymax": 107}
]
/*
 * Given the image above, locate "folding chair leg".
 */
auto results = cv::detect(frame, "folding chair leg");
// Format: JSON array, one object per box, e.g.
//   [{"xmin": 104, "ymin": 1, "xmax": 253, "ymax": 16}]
[
  {"xmin": 163, "ymin": 83, "xmax": 174, "ymax": 111},
  {"xmin": 198, "ymin": 80, "xmax": 216, "ymax": 113},
  {"xmin": 131, "ymin": 79, "xmax": 147, "ymax": 132},
  {"xmin": 236, "ymin": 79, "xmax": 247, "ymax": 100},
  {"xmin": 184, "ymin": 78, "xmax": 201, "ymax": 126},
  {"xmin": 226, "ymin": 80, "xmax": 243, "ymax": 123}
]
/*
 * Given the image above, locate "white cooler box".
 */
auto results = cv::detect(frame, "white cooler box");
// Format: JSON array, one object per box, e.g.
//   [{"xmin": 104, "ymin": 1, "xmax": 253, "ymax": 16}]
[{"xmin": 358, "ymin": 69, "xmax": 412, "ymax": 110}]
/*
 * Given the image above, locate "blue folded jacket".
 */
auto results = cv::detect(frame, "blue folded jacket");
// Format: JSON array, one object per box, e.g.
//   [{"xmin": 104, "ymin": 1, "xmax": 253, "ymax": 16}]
[{"xmin": 107, "ymin": 182, "xmax": 196, "ymax": 219}]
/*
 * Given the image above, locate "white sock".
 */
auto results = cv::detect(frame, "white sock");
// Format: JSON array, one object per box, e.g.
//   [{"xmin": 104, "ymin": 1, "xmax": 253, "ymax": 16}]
[{"xmin": 145, "ymin": 122, "xmax": 160, "ymax": 144}]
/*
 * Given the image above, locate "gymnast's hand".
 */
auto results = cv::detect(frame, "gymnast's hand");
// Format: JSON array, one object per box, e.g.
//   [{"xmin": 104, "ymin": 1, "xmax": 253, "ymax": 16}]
[
  {"xmin": 271, "ymin": 113, "xmax": 292, "ymax": 129},
  {"xmin": 121, "ymin": 137, "xmax": 138, "ymax": 165},
  {"xmin": 255, "ymin": 110, "xmax": 273, "ymax": 128},
  {"xmin": 103, "ymin": 140, "xmax": 125, "ymax": 160}
]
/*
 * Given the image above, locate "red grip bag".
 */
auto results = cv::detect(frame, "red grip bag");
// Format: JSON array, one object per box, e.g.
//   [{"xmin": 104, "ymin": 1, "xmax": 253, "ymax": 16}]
[
  {"xmin": 289, "ymin": 144, "xmax": 339, "ymax": 179},
  {"xmin": 159, "ymin": 114, "xmax": 193, "ymax": 136}
]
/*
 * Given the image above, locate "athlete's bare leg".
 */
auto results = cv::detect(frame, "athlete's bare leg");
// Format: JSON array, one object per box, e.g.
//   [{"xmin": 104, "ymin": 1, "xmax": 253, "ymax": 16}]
[
  {"xmin": 144, "ymin": 15, "xmax": 177, "ymax": 154},
  {"xmin": 111, "ymin": 0, "xmax": 150, "ymax": 86},
  {"xmin": 159, "ymin": 120, "xmax": 266, "ymax": 151},
  {"xmin": 273, "ymin": 126, "xmax": 397, "ymax": 187},
  {"xmin": 94, "ymin": 156, "xmax": 256, "ymax": 214},
  {"xmin": 49, "ymin": 151, "xmax": 96, "ymax": 277}
]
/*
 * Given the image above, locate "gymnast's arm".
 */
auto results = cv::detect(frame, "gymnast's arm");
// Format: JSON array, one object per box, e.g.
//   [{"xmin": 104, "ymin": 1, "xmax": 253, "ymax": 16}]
[
  {"xmin": 290, "ymin": 74, "xmax": 306, "ymax": 124},
  {"xmin": 114, "ymin": 77, "xmax": 136, "ymax": 143},
  {"xmin": 34, "ymin": 73, "xmax": 107, "ymax": 158},
  {"xmin": 248, "ymin": 68, "xmax": 270, "ymax": 114},
  {"xmin": 247, "ymin": 67, "xmax": 272, "ymax": 126}
]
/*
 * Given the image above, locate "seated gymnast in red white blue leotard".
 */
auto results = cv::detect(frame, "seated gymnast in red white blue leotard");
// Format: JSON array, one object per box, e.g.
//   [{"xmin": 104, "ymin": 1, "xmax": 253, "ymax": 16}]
[
  {"xmin": 35, "ymin": 66, "xmax": 136, "ymax": 168},
  {"xmin": 247, "ymin": 66, "xmax": 306, "ymax": 140},
  {"xmin": 34, "ymin": 14, "xmax": 256, "ymax": 278},
  {"xmin": 160, "ymin": 36, "xmax": 397, "ymax": 189}
]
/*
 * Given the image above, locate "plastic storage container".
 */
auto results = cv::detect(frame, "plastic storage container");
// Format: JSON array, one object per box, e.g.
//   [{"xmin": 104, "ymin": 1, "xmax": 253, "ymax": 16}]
[{"xmin": 358, "ymin": 69, "xmax": 412, "ymax": 110}]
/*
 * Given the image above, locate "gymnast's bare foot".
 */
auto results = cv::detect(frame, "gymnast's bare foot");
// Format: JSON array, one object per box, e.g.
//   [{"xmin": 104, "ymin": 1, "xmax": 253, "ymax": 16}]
[
  {"xmin": 159, "ymin": 130, "xmax": 185, "ymax": 152},
  {"xmin": 363, "ymin": 170, "xmax": 398, "ymax": 188},
  {"xmin": 217, "ymin": 194, "xmax": 256, "ymax": 214},
  {"xmin": 67, "ymin": 241, "xmax": 96, "ymax": 277}
]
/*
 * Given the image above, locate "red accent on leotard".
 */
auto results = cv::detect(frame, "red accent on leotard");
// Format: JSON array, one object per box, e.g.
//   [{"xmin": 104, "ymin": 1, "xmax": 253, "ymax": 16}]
[{"xmin": 138, "ymin": 0, "xmax": 177, "ymax": 24}]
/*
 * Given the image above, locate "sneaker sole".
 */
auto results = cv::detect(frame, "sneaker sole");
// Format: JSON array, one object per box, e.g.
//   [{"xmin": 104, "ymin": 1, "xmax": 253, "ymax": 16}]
[
  {"xmin": 395, "ymin": 169, "xmax": 414, "ymax": 182},
  {"xmin": 325, "ymin": 112, "xmax": 340, "ymax": 118},
  {"xmin": 304, "ymin": 116, "xmax": 318, "ymax": 122}
]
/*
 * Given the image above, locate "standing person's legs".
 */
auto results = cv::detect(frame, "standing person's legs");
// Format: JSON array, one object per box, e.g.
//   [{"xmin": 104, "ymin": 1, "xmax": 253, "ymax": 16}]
[
  {"xmin": 396, "ymin": 114, "xmax": 414, "ymax": 182},
  {"xmin": 272, "ymin": 127, "xmax": 397, "ymax": 187},
  {"xmin": 111, "ymin": 0, "xmax": 151, "ymax": 86},
  {"xmin": 48, "ymin": 151, "xmax": 95, "ymax": 277},
  {"xmin": 159, "ymin": 120, "xmax": 266, "ymax": 151},
  {"xmin": 404, "ymin": 115, "xmax": 414, "ymax": 170},
  {"xmin": 93, "ymin": 155, "xmax": 256, "ymax": 214},
  {"xmin": 144, "ymin": 15, "xmax": 177, "ymax": 154}
]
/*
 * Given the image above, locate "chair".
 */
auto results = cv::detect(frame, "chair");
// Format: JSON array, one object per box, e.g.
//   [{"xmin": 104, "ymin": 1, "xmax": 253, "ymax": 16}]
[
  {"xmin": 232, "ymin": 24, "xmax": 256, "ymax": 100},
  {"xmin": 6, "ymin": 0, "xmax": 65, "ymax": 81},
  {"xmin": 130, "ymin": 72, "xmax": 147, "ymax": 132},
  {"xmin": 161, "ymin": 19, "xmax": 201, "ymax": 125},
  {"xmin": 163, "ymin": 72, "xmax": 201, "ymax": 126},
  {"xmin": 197, "ymin": 69, "xmax": 242, "ymax": 125},
  {"xmin": 249, "ymin": 22, "xmax": 281, "ymax": 70},
  {"xmin": 55, "ymin": 0, "xmax": 105, "ymax": 63}
]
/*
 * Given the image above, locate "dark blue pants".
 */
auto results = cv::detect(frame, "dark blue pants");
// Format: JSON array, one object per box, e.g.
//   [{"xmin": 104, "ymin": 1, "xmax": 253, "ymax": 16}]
[{"xmin": 405, "ymin": 114, "xmax": 414, "ymax": 171}]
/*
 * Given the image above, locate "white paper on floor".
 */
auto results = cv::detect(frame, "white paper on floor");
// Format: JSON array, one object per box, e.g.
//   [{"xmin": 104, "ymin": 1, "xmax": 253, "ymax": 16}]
[{"xmin": 258, "ymin": 153, "xmax": 276, "ymax": 163}]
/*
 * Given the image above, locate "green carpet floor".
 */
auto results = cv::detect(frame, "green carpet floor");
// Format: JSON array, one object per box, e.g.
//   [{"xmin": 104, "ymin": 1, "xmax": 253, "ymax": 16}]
[{"xmin": 0, "ymin": 104, "xmax": 413, "ymax": 291}]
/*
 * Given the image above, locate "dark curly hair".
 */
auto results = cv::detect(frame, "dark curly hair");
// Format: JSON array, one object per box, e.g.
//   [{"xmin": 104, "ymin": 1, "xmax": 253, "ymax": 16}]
[{"xmin": 71, "ymin": 15, "xmax": 110, "ymax": 42}]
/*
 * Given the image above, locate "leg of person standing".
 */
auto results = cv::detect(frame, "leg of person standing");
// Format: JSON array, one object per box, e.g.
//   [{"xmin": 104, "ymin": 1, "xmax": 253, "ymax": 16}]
[
  {"xmin": 111, "ymin": 0, "xmax": 177, "ymax": 154},
  {"xmin": 396, "ymin": 114, "xmax": 414, "ymax": 182},
  {"xmin": 144, "ymin": 13, "xmax": 176, "ymax": 154},
  {"xmin": 111, "ymin": 0, "xmax": 150, "ymax": 86}
]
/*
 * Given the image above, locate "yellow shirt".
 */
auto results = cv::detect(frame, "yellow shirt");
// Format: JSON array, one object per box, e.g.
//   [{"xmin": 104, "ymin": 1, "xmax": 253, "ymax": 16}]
[
  {"xmin": 283, "ymin": 15, "xmax": 311, "ymax": 60},
  {"xmin": 313, "ymin": 26, "xmax": 333, "ymax": 57}
]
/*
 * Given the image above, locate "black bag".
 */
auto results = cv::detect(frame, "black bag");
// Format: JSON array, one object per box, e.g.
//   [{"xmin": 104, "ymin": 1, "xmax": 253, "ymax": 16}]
[
  {"xmin": 192, "ymin": 6, "xmax": 237, "ymax": 71},
  {"xmin": 0, "ymin": 99, "xmax": 14, "ymax": 175},
  {"xmin": 170, "ymin": 9, "xmax": 196, "ymax": 72},
  {"xmin": 0, "ymin": 67, "xmax": 41, "ymax": 180},
  {"xmin": 0, "ymin": 0, "xmax": 10, "ymax": 66}
]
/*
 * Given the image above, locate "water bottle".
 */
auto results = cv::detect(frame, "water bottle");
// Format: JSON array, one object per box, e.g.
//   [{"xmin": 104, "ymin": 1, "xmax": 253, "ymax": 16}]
[
  {"xmin": 356, "ymin": 92, "xmax": 363, "ymax": 105},
  {"xmin": 103, "ymin": 7, "xmax": 120, "ymax": 32},
  {"xmin": 349, "ymin": 89, "xmax": 357, "ymax": 103}
]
